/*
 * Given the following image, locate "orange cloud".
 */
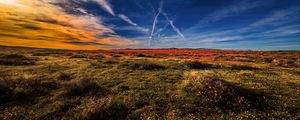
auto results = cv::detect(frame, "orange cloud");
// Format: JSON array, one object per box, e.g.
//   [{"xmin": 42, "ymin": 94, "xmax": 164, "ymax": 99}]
[{"xmin": 0, "ymin": 0, "xmax": 138, "ymax": 50}]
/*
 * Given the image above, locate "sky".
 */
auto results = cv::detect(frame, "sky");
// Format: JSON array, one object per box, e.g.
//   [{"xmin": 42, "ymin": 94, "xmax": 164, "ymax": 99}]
[{"xmin": 0, "ymin": 0, "xmax": 299, "ymax": 50}]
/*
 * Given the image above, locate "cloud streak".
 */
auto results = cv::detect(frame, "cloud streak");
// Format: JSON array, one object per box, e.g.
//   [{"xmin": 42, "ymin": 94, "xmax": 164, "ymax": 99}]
[
  {"xmin": 93, "ymin": 0, "xmax": 115, "ymax": 16},
  {"xmin": 0, "ymin": 0, "xmax": 137, "ymax": 50},
  {"xmin": 118, "ymin": 14, "xmax": 138, "ymax": 26},
  {"xmin": 162, "ymin": 12, "xmax": 185, "ymax": 38}
]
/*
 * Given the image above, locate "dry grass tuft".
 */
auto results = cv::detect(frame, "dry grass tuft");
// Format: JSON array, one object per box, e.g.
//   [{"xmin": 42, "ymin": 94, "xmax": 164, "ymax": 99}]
[
  {"xmin": 0, "ymin": 54, "xmax": 36, "ymax": 65},
  {"xmin": 185, "ymin": 74, "xmax": 269, "ymax": 111},
  {"xmin": 62, "ymin": 79, "xmax": 111, "ymax": 97}
]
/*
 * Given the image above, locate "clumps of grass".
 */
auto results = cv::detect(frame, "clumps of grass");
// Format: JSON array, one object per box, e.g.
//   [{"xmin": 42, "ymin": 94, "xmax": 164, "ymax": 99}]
[
  {"xmin": 103, "ymin": 59, "xmax": 119, "ymax": 64},
  {"xmin": 88, "ymin": 54, "xmax": 105, "ymax": 59},
  {"xmin": 62, "ymin": 79, "xmax": 111, "ymax": 97},
  {"xmin": 136, "ymin": 53, "xmax": 146, "ymax": 57},
  {"xmin": 0, "ymin": 74, "xmax": 56, "ymax": 104},
  {"xmin": 135, "ymin": 53, "xmax": 159, "ymax": 58},
  {"xmin": 184, "ymin": 74, "xmax": 269, "ymax": 111},
  {"xmin": 70, "ymin": 54, "xmax": 88, "ymax": 58},
  {"xmin": 0, "ymin": 54, "xmax": 36, "ymax": 66},
  {"xmin": 230, "ymin": 64, "xmax": 259, "ymax": 70},
  {"xmin": 55, "ymin": 72, "xmax": 72, "ymax": 81},
  {"xmin": 120, "ymin": 61, "xmax": 166, "ymax": 70},
  {"xmin": 31, "ymin": 52, "xmax": 51, "ymax": 56},
  {"xmin": 85, "ymin": 98, "xmax": 129, "ymax": 119},
  {"xmin": 183, "ymin": 61, "xmax": 215, "ymax": 69},
  {"xmin": 79, "ymin": 96, "xmax": 112, "ymax": 119}
]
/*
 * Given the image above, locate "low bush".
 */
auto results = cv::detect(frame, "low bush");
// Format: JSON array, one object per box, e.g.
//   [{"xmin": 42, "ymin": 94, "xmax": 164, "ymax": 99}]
[
  {"xmin": 184, "ymin": 61, "xmax": 214, "ymax": 69},
  {"xmin": 70, "ymin": 54, "xmax": 88, "ymax": 58},
  {"xmin": 184, "ymin": 75, "xmax": 269, "ymax": 111},
  {"xmin": 120, "ymin": 61, "xmax": 166, "ymax": 70},
  {"xmin": 55, "ymin": 72, "xmax": 72, "ymax": 81},
  {"xmin": 89, "ymin": 99, "xmax": 129, "ymax": 119},
  {"xmin": 136, "ymin": 53, "xmax": 146, "ymax": 57},
  {"xmin": 0, "ymin": 75, "xmax": 56, "ymax": 104},
  {"xmin": 230, "ymin": 64, "xmax": 259, "ymax": 70},
  {"xmin": 62, "ymin": 79, "xmax": 111, "ymax": 97},
  {"xmin": 0, "ymin": 54, "xmax": 36, "ymax": 66},
  {"xmin": 31, "ymin": 52, "xmax": 51, "ymax": 56}
]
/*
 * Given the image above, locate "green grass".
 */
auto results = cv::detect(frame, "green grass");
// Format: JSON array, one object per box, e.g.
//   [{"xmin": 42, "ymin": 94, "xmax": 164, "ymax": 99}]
[{"xmin": 0, "ymin": 49, "xmax": 299, "ymax": 119}]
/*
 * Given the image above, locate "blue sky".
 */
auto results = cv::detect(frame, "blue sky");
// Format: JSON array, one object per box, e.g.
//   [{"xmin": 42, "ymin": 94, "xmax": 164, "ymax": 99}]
[
  {"xmin": 93, "ymin": 0, "xmax": 300, "ymax": 50},
  {"xmin": 0, "ymin": 0, "xmax": 299, "ymax": 50}
]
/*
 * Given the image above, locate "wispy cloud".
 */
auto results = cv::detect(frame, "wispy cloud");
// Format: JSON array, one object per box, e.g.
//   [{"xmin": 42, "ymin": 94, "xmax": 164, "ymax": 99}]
[
  {"xmin": 200, "ymin": 0, "xmax": 264, "ymax": 24},
  {"xmin": 113, "ymin": 26, "xmax": 149, "ymax": 34},
  {"xmin": 162, "ymin": 12, "xmax": 184, "ymax": 38},
  {"xmin": 93, "ymin": 0, "xmax": 115, "ymax": 16},
  {"xmin": 173, "ymin": 5, "xmax": 300, "ymax": 50},
  {"xmin": 93, "ymin": 0, "xmax": 147, "ymax": 36},
  {"xmin": 118, "ymin": 14, "xmax": 138, "ymax": 26},
  {"xmin": 186, "ymin": 0, "xmax": 264, "ymax": 32},
  {"xmin": 0, "ymin": 0, "xmax": 137, "ymax": 50},
  {"xmin": 249, "ymin": 7, "xmax": 299, "ymax": 27}
]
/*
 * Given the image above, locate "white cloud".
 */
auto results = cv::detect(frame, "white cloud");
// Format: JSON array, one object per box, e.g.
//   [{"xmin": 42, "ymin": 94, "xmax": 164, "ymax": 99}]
[
  {"xmin": 249, "ymin": 7, "xmax": 299, "ymax": 27},
  {"xmin": 118, "ymin": 14, "xmax": 138, "ymax": 26},
  {"xmin": 114, "ymin": 26, "xmax": 150, "ymax": 34},
  {"xmin": 201, "ymin": 0, "xmax": 264, "ymax": 23},
  {"xmin": 93, "ymin": 0, "xmax": 115, "ymax": 16}
]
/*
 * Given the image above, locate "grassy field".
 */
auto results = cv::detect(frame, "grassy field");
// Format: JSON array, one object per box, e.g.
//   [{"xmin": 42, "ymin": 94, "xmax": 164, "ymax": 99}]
[{"xmin": 0, "ymin": 47, "xmax": 299, "ymax": 119}]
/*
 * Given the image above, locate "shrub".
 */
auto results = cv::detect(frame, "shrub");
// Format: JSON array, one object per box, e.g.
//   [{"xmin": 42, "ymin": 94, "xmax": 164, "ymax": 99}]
[
  {"xmin": 120, "ymin": 61, "xmax": 166, "ymax": 70},
  {"xmin": 136, "ymin": 53, "xmax": 146, "ymax": 57},
  {"xmin": 62, "ymin": 79, "xmax": 111, "ymax": 97},
  {"xmin": 230, "ymin": 64, "xmax": 259, "ymax": 70},
  {"xmin": 91, "ymin": 99, "xmax": 129, "ymax": 119},
  {"xmin": 31, "ymin": 52, "xmax": 51, "ymax": 56},
  {"xmin": 55, "ymin": 72, "xmax": 72, "ymax": 81},
  {"xmin": 184, "ymin": 61, "xmax": 214, "ymax": 69},
  {"xmin": 88, "ymin": 54, "xmax": 105, "ymax": 59},
  {"xmin": 263, "ymin": 58, "xmax": 273, "ymax": 63},
  {"xmin": 103, "ymin": 59, "xmax": 119, "ymax": 64},
  {"xmin": 0, "ymin": 75, "xmax": 55, "ymax": 104},
  {"xmin": 184, "ymin": 75, "xmax": 268, "ymax": 111},
  {"xmin": 0, "ymin": 54, "xmax": 36, "ymax": 66},
  {"xmin": 70, "ymin": 54, "xmax": 88, "ymax": 58}
]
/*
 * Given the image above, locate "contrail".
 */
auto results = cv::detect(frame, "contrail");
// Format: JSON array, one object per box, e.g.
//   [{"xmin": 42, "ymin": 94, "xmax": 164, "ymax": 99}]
[
  {"xmin": 162, "ymin": 12, "xmax": 185, "ymax": 38},
  {"xmin": 154, "ymin": 22, "xmax": 170, "ymax": 35},
  {"xmin": 149, "ymin": 0, "xmax": 164, "ymax": 47}
]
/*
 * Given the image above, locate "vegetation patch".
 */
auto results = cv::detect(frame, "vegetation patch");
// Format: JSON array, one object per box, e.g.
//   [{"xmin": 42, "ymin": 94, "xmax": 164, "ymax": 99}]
[
  {"xmin": 62, "ymin": 79, "xmax": 111, "ymax": 97},
  {"xmin": 183, "ymin": 61, "xmax": 215, "ymax": 69},
  {"xmin": 0, "ymin": 54, "xmax": 36, "ymax": 66},
  {"xmin": 230, "ymin": 64, "xmax": 260, "ymax": 70},
  {"xmin": 55, "ymin": 72, "xmax": 72, "ymax": 81},
  {"xmin": 120, "ymin": 61, "xmax": 166, "ymax": 70},
  {"xmin": 0, "ymin": 74, "xmax": 57, "ymax": 104},
  {"xmin": 184, "ymin": 75, "xmax": 269, "ymax": 111}
]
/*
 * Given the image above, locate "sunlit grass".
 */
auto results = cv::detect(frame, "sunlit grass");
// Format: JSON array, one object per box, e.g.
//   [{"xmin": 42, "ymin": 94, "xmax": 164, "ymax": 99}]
[{"xmin": 0, "ymin": 48, "xmax": 299, "ymax": 119}]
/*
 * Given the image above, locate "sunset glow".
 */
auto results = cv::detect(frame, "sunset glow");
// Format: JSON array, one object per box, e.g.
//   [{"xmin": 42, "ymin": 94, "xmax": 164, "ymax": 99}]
[{"xmin": 0, "ymin": 0, "xmax": 299, "ymax": 50}]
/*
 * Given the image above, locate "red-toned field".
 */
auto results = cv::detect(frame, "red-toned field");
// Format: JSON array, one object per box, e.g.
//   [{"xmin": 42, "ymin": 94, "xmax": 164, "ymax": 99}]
[{"xmin": 109, "ymin": 48, "xmax": 216, "ymax": 61}]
